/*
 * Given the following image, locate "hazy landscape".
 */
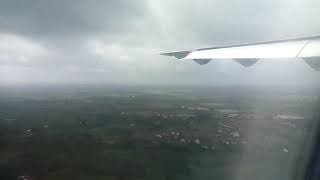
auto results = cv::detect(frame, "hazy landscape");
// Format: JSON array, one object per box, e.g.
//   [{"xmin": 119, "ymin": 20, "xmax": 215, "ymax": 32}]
[{"xmin": 0, "ymin": 85, "xmax": 319, "ymax": 180}]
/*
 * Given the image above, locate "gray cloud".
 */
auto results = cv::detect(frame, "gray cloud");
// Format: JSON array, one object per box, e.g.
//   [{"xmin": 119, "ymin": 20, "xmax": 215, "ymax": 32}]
[
  {"xmin": 0, "ymin": 0, "xmax": 319, "ymax": 86},
  {"xmin": 0, "ymin": 0, "xmax": 147, "ymax": 38}
]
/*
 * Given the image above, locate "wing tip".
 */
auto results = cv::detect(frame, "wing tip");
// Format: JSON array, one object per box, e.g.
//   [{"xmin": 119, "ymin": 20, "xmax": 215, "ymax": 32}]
[{"xmin": 160, "ymin": 51, "xmax": 191, "ymax": 59}]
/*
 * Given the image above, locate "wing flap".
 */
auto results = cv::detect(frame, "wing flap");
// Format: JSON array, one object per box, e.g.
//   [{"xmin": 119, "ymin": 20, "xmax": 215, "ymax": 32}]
[
  {"xmin": 193, "ymin": 59, "xmax": 212, "ymax": 65},
  {"xmin": 303, "ymin": 57, "xmax": 320, "ymax": 71},
  {"xmin": 235, "ymin": 59, "xmax": 259, "ymax": 67}
]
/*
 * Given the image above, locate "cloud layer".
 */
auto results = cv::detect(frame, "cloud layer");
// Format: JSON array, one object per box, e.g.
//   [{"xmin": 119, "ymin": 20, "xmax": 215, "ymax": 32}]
[{"xmin": 0, "ymin": 0, "xmax": 319, "ymax": 86}]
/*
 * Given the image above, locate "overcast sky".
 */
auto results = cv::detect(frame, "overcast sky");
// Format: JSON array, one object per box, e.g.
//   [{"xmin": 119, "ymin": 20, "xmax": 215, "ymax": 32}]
[{"xmin": 0, "ymin": 0, "xmax": 319, "ymax": 86}]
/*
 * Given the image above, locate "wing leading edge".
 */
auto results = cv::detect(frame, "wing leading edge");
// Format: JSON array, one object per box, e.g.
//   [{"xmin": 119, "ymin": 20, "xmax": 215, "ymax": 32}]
[{"xmin": 161, "ymin": 35, "xmax": 320, "ymax": 70}]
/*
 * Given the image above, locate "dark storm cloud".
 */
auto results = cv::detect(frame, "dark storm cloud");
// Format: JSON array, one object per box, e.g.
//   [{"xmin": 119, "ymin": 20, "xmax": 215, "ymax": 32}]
[
  {"xmin": 0, "ymin": 0, "xmax": 151, "ymax": 69},
  {"xmin": 0, "ymin": 0, "xmax": 319, "ymax": 86},
  {"xmin": 0, "ymin": 0, "xmax": 147, "ymax": 38}
]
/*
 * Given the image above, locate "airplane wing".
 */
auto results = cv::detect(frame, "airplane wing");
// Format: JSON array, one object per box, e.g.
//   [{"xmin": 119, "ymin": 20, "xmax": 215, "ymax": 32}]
[{"xmin": 161, "ymin": 35, "xmax": 320, "ymax": 70}]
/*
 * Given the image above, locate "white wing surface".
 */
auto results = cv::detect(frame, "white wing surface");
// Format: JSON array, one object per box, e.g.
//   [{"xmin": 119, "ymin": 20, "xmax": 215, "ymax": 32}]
[{"xmin": 161, "ymin": 35, "xmax": 320, "ymax": 70}]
